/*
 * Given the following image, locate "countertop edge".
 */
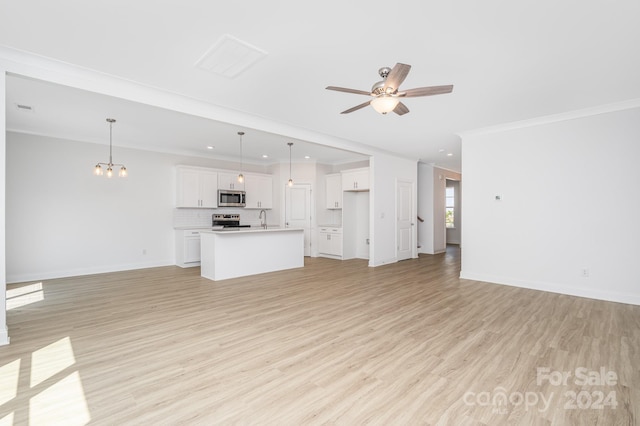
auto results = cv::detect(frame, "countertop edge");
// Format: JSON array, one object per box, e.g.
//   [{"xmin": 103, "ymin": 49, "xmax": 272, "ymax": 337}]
[{"xmin": 200, "ymin": 228, "xmax": 303, "ymax": 235}]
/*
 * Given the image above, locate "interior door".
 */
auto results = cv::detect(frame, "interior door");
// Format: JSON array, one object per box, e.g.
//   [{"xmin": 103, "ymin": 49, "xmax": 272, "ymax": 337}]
[
  {"xmin": 285, "ymin": 183, "xmax": 312, "ymax": 256},
  {"xmin": 397, "ymin": 180, "xmax": 414, "ymax": 261}
]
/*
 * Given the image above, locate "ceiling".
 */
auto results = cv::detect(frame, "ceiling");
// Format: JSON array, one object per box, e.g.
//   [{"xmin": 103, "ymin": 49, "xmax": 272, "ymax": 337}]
[{"xmin": 2, "ymin": 0, "xmax": 640, "ymax": 172}]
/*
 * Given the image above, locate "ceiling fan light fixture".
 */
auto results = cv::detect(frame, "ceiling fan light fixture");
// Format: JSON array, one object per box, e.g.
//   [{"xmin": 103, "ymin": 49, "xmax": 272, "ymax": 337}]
[{"xmin": 371, "ymin": 95, "xmax": 400, "ymax": 114}]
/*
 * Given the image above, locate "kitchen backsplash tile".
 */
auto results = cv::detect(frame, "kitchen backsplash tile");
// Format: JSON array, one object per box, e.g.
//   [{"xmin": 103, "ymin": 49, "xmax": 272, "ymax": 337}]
[{"xmin": 173, "ymin": 208, "xmax": 268, "ymax": 228}]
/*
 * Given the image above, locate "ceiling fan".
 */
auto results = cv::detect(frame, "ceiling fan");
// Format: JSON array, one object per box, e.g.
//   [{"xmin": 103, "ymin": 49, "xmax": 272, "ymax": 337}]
[{"xmin": 326, "ymin": 63, "xmax": 453, "ymax": 115}]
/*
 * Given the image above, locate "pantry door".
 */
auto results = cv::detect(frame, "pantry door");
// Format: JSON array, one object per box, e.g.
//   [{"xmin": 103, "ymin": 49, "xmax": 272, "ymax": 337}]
[
  {"xmin": 397, "ymin": 179, "xmax": 414, "ymax": 261},
  {"xmin": 285, "ymin": 183, "xmax": 312, "ymax": 256}
]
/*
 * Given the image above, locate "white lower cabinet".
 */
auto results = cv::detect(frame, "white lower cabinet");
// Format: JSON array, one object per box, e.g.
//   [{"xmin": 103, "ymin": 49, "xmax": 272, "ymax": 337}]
[
  {"xmin": 175, "ymin": 229, "xmax": 202, "ymax": 267},
  {"xmin": 318, "ymin": 227, "xmax": 343, "ymax": 258}
]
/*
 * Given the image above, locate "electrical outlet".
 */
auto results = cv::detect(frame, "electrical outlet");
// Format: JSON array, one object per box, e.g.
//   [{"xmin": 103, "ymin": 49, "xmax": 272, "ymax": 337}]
[{"xmin": 581, "ymin": 268, "xmax": 589, "ymax": 277}]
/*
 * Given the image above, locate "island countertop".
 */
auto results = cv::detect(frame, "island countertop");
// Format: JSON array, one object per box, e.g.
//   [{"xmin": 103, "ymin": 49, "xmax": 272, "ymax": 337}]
[{"xmin": 199, "ymin": 227, "xmax": 299, "ymax": 235}]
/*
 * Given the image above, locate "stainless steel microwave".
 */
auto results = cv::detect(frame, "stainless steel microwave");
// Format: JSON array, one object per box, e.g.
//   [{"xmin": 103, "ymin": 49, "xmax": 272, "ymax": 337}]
[{"xmin": 218, "ymin": 190, "xmax": 246, "ymax": 207}]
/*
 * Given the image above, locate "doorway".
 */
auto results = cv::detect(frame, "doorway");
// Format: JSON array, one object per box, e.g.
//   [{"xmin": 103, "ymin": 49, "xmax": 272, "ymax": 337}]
[
  {"xmin": 285, "ymin": 183, "xmax": 312, "ymax": 256},
  {"xmin": 445, "ymin": 179, "xmax": 461, "ymax": 245}
]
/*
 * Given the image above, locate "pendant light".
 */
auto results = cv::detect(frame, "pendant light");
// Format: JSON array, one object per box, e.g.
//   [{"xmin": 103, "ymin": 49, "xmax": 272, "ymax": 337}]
[
  {"xmin": 287, "ymin": 142, "xmax": 294, "ymax": 187},
  {"xmin": 237, "ymin": 131, "xmax": 245, "ymax": 183},
  {"xmin": 94, "ymin": 118, "xmax": 127, "ymax": 178}
]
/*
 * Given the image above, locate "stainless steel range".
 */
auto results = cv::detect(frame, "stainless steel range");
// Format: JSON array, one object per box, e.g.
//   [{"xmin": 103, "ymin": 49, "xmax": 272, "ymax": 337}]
[{"xmin": 212, "ymin": 214, "xmax": 251, "ymax": 228}]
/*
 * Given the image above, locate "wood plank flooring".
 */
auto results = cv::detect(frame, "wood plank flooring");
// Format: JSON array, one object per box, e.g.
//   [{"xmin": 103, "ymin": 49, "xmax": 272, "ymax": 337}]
[{"xmin": 1, "ymin": 246, "xmax": 639, "ymax": 425}]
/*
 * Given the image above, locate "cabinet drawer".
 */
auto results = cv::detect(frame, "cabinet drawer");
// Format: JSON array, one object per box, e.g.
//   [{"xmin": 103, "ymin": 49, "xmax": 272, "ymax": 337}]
[{"xmin": 319, "ymin": 227, "xmax": 342, "ymax": 233}]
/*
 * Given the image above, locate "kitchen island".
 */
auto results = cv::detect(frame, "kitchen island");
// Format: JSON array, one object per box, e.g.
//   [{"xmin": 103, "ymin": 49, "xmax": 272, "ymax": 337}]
[{"xmin": 200, "ymin": 228, "xmax": 304, "ymax": 281}]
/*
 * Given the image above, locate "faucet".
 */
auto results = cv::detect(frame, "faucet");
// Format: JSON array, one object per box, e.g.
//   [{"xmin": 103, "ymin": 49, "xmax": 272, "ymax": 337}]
[{"xmin": 259, "ymin": 209, "xmax": 267, "ymax": 229}]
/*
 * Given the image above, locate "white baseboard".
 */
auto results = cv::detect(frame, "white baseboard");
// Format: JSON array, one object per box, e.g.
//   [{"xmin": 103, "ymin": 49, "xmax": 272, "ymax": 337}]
[
  {"xmin": 459, "ymin": 271, "xmax": 640, "ymax": 306},
  {"xmin": 0, "ymin": 327, "xmax": 9, "ymax": 346},
  {"xmin": 7, "ymin": 259, "xmax": 175, "ymax": 284},
  {"xmin": 369, "ymin": 256, "xmax": 398, "ymax": 267}
]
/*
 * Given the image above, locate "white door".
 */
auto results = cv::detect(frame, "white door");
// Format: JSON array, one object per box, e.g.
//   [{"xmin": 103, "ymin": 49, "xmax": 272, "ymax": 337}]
[
  {"xmin": 285, "ymin": 183, "xmax": 312, "ymax": 256},
  {"xmin": 397, "ymin": 180, "xmax": 414, "ymax": 261}
]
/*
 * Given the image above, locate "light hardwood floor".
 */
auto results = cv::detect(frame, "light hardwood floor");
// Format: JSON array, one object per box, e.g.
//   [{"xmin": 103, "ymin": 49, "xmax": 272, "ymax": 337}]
[{"xmin": 1, "ymin": 246, "xmax": 639, "ymax": 425}]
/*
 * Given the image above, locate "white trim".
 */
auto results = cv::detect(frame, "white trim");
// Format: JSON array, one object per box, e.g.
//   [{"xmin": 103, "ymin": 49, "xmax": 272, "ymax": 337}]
[
  {"xmin": 369, "ymin": 256, "xmax": 398, "ymax": 267},
  {"xmin": 0, "ymin": 45, "xmax": 413, "ymax": 162},
  {"xmin": 6, "ymin": 260, "xmax": 175, "ymax": 284},
  {"xmin": 458, "ymin": 98, "xmax": 640, "ymax": 138},
  {"xmin": 459, "ymin": 272, "xmax": 640, "ymax": 306}
]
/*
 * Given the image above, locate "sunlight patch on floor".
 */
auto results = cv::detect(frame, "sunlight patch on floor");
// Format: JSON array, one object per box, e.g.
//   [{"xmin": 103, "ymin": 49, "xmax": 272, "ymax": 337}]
[
  {"xmin": 0, "ymin": 412, "xmax": 15, "ymax": 425},
  {"xmin": 7, "ymin": 282, "xmax": 44, "ymax": 310},
  {"xmin": 29, "ymin": 371, "xmax": 90, "ymax": 425},
  {"xmin": 30, "ymin": 337, "xmax": 76, "ymax": 387},
  {"xmin": 0, "ymin": 359, "xmax": 21, "ymax": 405}
]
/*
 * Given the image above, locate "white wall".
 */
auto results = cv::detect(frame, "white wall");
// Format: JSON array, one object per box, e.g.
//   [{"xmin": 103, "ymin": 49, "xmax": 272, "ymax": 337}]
[
  {"xmin": 5, "ymin": 132, "xmax": 266, "ymax": 283},
  {"xmin": 417, "ymin": 164, "xmax": 435, "ymax": 253},
  {"xmin": 1, "ymin": 70, "xmax": 8, "ymax": 345},
  {"xmin": 461, "ymin": 106, "xmax": 640, "ymax": 305},
  {"xmin": 417, "ymin": 164, "xmax": 461, "ymax": 254},
  {"xmin": 369, "ymin": 153, "xmax": 418, "ymax": 266}
]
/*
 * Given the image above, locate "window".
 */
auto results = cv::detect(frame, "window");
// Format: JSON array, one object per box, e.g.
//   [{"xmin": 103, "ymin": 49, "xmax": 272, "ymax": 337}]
[{"xmin": 446, "ymin": 186, "xmax": 455, "ymax": 228}]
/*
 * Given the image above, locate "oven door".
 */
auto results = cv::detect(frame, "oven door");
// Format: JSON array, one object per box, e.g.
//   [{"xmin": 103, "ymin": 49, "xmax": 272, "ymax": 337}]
[{"xmin": 218, "ymin": 190, "xmax": 246, "ymax": 207}]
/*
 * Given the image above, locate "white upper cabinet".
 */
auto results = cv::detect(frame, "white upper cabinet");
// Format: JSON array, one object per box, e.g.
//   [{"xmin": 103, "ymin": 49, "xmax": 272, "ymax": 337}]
[
  {"xmin": 176, "ymin": 166, "xmax": 218, "ymax": 208},
  {"xmin": 341, "ymin": 167, "xmax": 370, "ymax": 191},
  {"xmin": 218, "ymin": 172, "xmax": 245, "ymax": 191},
  {"xmin": 325, "ymin": 173, "xmax": 342, "ymax": 209},
  {"xmin": 244, "ymin": 173, "xmax": 273, "ymax": 209}
]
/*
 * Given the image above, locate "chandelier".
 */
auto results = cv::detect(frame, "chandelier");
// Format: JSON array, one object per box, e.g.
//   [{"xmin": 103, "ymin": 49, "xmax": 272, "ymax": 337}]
[{"xmin": 94, "ymin": 118, "xmax": 127, "ymax": 178}]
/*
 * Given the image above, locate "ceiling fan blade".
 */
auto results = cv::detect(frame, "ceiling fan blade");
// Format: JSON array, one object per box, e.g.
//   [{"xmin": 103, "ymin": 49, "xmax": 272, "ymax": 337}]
[
  {"xmin": 393, "ymin": 102, "xmax": 410, "ymax": 116},
  {"xmin": 341, "ymin": 101, "xmax": 372, "ymax": 114},
  {"xmin": 383, "ymin": 63, "xmax": 411, "ymax": 92},
  {"xmin": 399, "ymin": 85, "xmax": 454, "ymax": 97},
  {"xmin": 326, "ymin": 86, "xmax": 372, "ymax": 96}
]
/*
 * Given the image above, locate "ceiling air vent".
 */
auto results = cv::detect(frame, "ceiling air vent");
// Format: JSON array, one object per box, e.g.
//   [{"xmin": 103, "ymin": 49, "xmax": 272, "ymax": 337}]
[{"xmin": 195, "ymin": 34, "xmax": 268, "ymax": 78}]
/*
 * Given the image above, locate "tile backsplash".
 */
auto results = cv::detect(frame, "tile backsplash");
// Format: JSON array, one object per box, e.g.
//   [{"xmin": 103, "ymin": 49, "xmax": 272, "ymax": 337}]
[{"xmin": 173, "ymin": 208, "xmax": 269, "ymax": 228}]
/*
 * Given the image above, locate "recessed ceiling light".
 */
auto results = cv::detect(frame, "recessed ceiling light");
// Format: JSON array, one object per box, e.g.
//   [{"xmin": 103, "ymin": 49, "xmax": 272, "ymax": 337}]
[
  {"xmin": 207, "ymin": 146, "xmax": 214, "ymax": 150},
  {"xmin": 447, "ymin": 153, "xmax": 453, "ymax": 156},
  {"xmin": 262, "ymin": 154, "xmax": 269, "ymax": 158},
  {"xmin": 304, "ymin": 155, "xmax": 310, "ymax": 159},
  {"xmin": 438, "ymin": 149, "xmax": 445, "ymax": 153}
]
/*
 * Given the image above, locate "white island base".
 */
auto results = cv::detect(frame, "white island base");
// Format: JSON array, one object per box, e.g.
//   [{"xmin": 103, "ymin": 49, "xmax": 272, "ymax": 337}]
[{"xmin": 200, "ymin": 228, "xmax": 304, "ymax": 281}]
